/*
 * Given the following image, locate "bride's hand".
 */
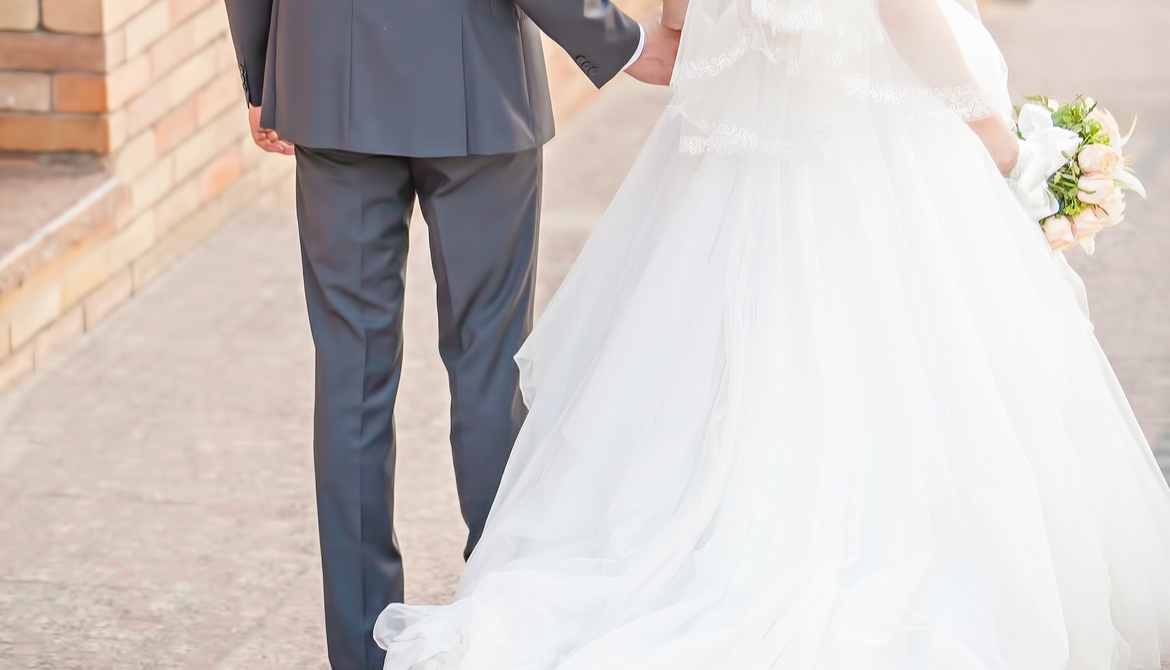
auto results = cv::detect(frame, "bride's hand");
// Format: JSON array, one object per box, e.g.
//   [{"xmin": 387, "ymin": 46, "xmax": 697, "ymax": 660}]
[
  {"xmin": 661, "ymin": 0, "xmax": 687, "ymax": 30},
  {"xmin": 967, "ymin": 115, "xmax": 1020, "ymax": 176}
]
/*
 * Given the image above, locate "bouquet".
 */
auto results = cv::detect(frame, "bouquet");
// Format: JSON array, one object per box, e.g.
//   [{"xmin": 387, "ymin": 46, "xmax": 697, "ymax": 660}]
[{"xmin": 1007, "ymin": 96, "xmax": 1146, "ymax": 255}]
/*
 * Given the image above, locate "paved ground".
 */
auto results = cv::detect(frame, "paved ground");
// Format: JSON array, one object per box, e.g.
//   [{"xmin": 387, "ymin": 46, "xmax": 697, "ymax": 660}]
[{"xmin": 1, "ymin": 0, "xmax": 1168, "ymax": 667}]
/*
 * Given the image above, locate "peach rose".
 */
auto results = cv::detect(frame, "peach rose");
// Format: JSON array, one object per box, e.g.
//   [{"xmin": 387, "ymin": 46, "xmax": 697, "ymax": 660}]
[
  {"xmin": 1043, "ymin": 216, "xmax": 1077, "ymax": 251},
  {"xmin": 1078, "ymin": 174, "xmax": 1117, "ymax": 205},
  {"xmin": 1073, "ymin": 208, "xmax": 1107, "ymax": 240},
  {"xmin": 1100, "ymin": 191, "xmax": 1127, "ymax": 226},
  {"xmin": 1089, "ymin": 107, "xmax": 1122, "ymax": 145},
  {"xmin": 1078, "ymin": 144, "xmax": 1120, "ymax": 175}
]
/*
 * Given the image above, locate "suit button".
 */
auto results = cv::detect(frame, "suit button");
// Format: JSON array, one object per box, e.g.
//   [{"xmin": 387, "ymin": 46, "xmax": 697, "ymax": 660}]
[
  {"xmin": 575, "ymin": 56, "xmax": 586, "ymax": 65},
  {"xmin": 588, "ymin": 67, "xmax": 599, "ymax": 76}
]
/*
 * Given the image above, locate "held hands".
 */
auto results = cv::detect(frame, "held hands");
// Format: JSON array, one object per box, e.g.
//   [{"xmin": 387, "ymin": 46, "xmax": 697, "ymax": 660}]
[
  {"xmin": 626, "ymin": 18, "xmax": 681, "ymax": 86},
  {"xmin": 249, "ymin": 105, "xmax": 295, "ymax": 155}
]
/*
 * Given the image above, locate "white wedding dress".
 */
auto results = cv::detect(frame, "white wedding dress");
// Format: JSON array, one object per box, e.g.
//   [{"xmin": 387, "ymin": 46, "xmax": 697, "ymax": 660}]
[{"xmin": 374, "ymin": 0, "xmax": 1170, "ymax": 667}]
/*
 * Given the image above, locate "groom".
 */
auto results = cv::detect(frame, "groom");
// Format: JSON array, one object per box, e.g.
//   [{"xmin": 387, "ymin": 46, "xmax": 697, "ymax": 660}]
[{"xmin": 222, "ymin": 0, "xmax": 679, "ymax": 668}]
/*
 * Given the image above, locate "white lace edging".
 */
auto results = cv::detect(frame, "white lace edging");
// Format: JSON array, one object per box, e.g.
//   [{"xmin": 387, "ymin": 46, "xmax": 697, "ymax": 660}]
[
  {"xmin": 748, "ymin": 2, "xmax": 844, "ymax": 36},
  {"xmin": 673, "ymin": 29, "xmax": 993, "ymax": 120},
  {"xmin": 669, "ymin": 103, "xmax": 849, "ymax": 159}
]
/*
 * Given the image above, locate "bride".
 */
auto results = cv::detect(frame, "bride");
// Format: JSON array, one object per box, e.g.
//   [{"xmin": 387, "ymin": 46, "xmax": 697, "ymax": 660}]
[{"xmin": 374, "ymin": 0, "xmax": 1170, "ymax": 667}]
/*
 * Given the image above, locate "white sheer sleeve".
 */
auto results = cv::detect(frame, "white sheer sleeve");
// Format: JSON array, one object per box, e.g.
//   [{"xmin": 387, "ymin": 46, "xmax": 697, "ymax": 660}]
[
  {"xmin": 875, "ymin": 0, "xmax": 1002, "ymax": 120},
  {"xmin": 667, "ymin": 0, "xmax": 1013, "ymax": 157}
]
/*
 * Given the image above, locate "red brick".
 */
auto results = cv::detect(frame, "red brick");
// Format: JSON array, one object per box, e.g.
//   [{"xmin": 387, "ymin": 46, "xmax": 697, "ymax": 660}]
[
  {"xmin": 0, "ymin": 113, "xmax": 109, "ymax": 153},
  {"xmin": 52, "ymin": 74, "xmax": 109, "ymax": 113},
  {"xmin": 0, "ymin": 73, "xmax": 51, "ymax": 112},
  {"xmin": 0, "ymin": 32, "xmax": 108, "ymax": 73}
]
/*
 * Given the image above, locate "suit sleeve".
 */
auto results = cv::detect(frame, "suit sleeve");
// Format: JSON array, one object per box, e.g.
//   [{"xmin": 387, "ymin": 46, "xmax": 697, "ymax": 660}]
[
  {"xmin": 511, "ymin": 0, "xmax": 642, "ymax": 88},
  {"xmin": 223, "ymin": 0, "xmax": 274, "ymax": 107}
]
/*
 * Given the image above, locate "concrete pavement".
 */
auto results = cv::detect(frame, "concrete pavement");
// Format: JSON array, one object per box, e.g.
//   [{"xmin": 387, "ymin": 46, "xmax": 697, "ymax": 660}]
[{"xmin": 1, "ymin": 0, "xmax": 1168, "ymax": 667}]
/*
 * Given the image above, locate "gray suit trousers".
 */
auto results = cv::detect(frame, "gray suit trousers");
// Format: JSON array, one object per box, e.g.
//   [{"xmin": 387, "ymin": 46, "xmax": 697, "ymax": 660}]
[{"xmin": 294, "ymin": 146, "xmax": 541, "ymax": 670}]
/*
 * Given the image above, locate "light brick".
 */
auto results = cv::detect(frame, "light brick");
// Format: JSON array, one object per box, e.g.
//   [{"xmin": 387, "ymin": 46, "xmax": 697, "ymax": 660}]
[
  {"xmin": 123, "ymin": 76, "xmax": 172, "ymax": 138},
  {"xmin": 62, "ymin": 246, "xmax": 113, "ymax": 307},
  {"xmin": 107, "ymin": 210, "xmax": 157, "ymax": 268},
  {"xmin": 42, "ymin": 0, "xmax": 104, "ymax": 35},
  {"xmin": 128, "ymin": 158, "xmax": 174, "ymax": 218},
  {"xmin": 105, "ymin": 27, "xmax": 127, "ymax": 70},
  {"xmin": 52, "ymin": 74, "xmax": 108, "ymax": 114},
  {"xmin": 238, "ymin": 133, "xmax": 261, "ymax": 169},
  {"xmin": 0, "ymin": 32, "xmax": 107, "ymax": 73},
  {"xmin": 258, "ymin": 151, "xmax": 295, "ymax": 191},
  {"xmin": 111, "ymin": 129, "xmax": 157, "ymax": 179},
  {"xmin": 170, "ymin": 0, "xmax": 216, "ymax": 26},
  {"xmin": 0, "ymin": 73, "xmax": 51, "ymax": 112},
  {"xmin": 107, "ymin": 53, "xmax": 153, "ymax": 110},
  {"xmin": 107, "ymin": 108, "xmax": 128, "ymax": 151},
  {"xmin": 0, "ymin": 344, "xmax": 33, "ymax": 391},
  {"xmin": 154, "ymin": 177, "xmax": 200, "ymax": 236},
  {"xmin": 133, "ymin": 166, "xmax": 254, "ymax": 290},
  {"xmin": 33, "ymin": 305, "xmax": 85, "ymax": 369},
  {"xmin": 0, "ymin": 319, "xmax": 10, "ymax": 358},
  {"xmin": 148, "ymin": 19, "xmax": 195, "ymax": 76},
  {"xmin": 191, "ymin": 2, "xmax": 228, "ymax": 47},
  {"xmin": 210, "ymin": 161, "xmax": 258, "ymax": 218},
  {"xmin": 125, "ymin": 1, "xmax": 170, "ymax": 58},
  {"xmin": 173, "ymin": 107, "xmax": 242, "ymax": 181},
  {"xmin": 213, "ymin": 33, "xmax": 236, "ymax": 71},
  {"xmin": 8, "ymin": 283, "xmax": 62, "ymax": 349},
  {"xmin": 154, "ymin": 98, "xmax": 197, "ymax": 153},
  {"xmin": 0, "ymin": 113, "xmax": 109, "ymax": 153},
  {"xmin": 196, "ymin": 68, "xmax": 242, "ymax": 126},
  {"xmin": 132, "ymin": 199, "xmax": 219, "ymax": 289},
  {"xmin": 102, "ymin": 0, "xmax": 156, "ymax": 32},
  {"xmin": 83, "ymin": 267, "xmax": 134, "ymax": 329},
  {"xmin": 199, "ymin": 144, "xmax": 243, "ymax": 201},
  {"xmin": 166, "ymin": 44, "xmax": 218, "ymax": 109},
  {"xmin": 0, "ymin": 0, "xmax": 38, "ymax": 31}
]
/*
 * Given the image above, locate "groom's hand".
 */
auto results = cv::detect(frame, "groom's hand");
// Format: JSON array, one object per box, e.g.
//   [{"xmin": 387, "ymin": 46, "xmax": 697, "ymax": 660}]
[
  {"xmin": 625, "ymin": 18, "xmax": 681, "ymax": 86},
  {"xmin": 248, "ymin": 105, "xmax": 295, "ymax": 155}
]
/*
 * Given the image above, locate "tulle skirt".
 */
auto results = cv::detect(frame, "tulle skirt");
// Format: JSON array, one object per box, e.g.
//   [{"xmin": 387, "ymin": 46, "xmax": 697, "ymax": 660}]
[{"xmin": 373, "ymin": 100, "xmax": 1170, "ymax": 669}]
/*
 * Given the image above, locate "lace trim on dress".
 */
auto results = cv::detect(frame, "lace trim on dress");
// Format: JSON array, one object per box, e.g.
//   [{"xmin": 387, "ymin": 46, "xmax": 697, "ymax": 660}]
[
  {"xmin": 842, "ymin": 77, "xmax": 993, "ymax": 118},
  {"xmin": 745, "ymin": 0, "xmax": 886, "ymax": 40},
  {"xmin": 673, "ymin": 29, "xmax": 993, "ymax": 120},
  {"xmin": 747, "ymin": 2, "xmax": 845, "ymax": 35},
  {"xmin": 670, "ymin": 103, "xmax": 849, "ymax": 159}
]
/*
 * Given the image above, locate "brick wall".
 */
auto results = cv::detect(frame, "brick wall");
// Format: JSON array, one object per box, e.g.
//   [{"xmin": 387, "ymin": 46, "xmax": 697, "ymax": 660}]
[{"xmin": 0, "ymin": 0, "xmax": 290, "ymax": 389}]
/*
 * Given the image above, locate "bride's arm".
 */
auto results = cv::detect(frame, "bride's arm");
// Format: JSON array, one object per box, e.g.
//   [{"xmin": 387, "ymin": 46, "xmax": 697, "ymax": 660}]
[{"xmin": 876, "ymin": 0, "xmax": 1019, "ymax": 174}]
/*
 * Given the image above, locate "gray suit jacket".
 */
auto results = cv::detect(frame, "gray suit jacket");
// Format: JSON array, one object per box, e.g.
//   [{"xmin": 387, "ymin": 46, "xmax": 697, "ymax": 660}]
[{"xmin": 224, "ymin": 0, "xmax": 642, "ymax": 157}]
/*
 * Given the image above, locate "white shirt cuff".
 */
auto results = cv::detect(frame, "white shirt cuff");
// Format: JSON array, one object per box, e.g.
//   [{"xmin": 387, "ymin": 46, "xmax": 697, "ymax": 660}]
[{"xmin": 621, "ymin": 26, "xmax": 646, "ymax": 72}]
